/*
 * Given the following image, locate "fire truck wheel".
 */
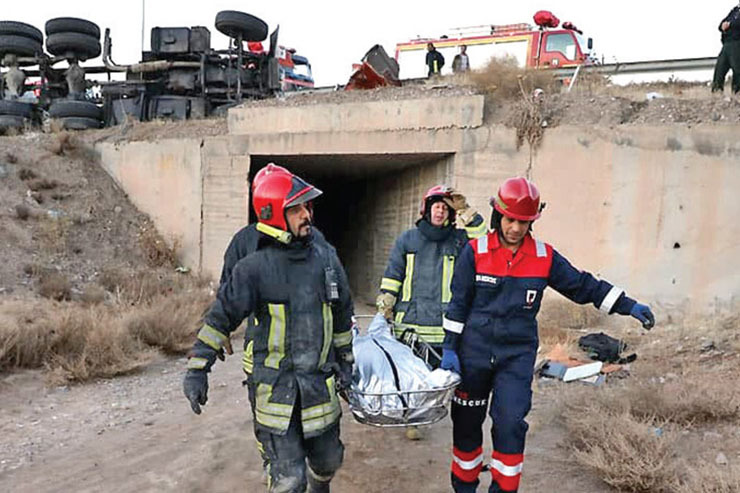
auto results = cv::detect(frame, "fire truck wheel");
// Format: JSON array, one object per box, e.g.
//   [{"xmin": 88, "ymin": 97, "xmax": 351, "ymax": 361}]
[
  {"xmin": 49, "ymin": 100, "xmax": 102, "ymax": 120},
  {"xmin": 0, "ymin": 21, "xmax": 43, "ymax": 43},
  {"xmin": 46, "ymin": 32, "xmax": 101, "ymax": 60},
  {"xmin": 0, "ymin": 35, "xmax": 43, "ymax": 57},
  {"xmin": 45, "ymin": 18, "xmax": 100, "ymax": 39},
  {"xmin": 215, "ymin": 11, "xmax": 268, "ymax": 42},
  {"xmin": 0, "ymin": 100, "xmax": 34, "ymax": 118},
  {"xmin": 0, "ymin": 115, "xmax": 27, "ymax": 129},
  {"xmin": 60, "ymin": 116, "xmax": 102, "ymax": 130}
]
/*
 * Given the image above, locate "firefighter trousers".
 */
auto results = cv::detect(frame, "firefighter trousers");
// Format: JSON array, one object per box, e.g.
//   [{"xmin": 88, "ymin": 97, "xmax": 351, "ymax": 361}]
[
  {"xmin": 245, "ymin": 373, "xmax": 269, "ymax": 469},
  {"xmin": 255, "ymin": 397, "xmax": 344, "ymax": 493},
  {"xmin": 450, "ymin": 346, "xmax": 537, "ymax": 493},
  {"xmin": 712, "ymin": 40, "xmax": 740, "ymax": 93}
]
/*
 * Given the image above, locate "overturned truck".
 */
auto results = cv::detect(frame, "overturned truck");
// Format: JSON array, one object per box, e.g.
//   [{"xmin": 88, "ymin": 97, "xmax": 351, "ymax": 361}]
[{"xmin": 0, "ymin": 10, "xmax": 312, "ymax": 131}]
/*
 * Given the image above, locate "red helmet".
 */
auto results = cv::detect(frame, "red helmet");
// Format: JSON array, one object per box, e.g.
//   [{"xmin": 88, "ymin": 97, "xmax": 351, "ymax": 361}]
[
  {"xmin": 491, "ymin": 177, "xmax": 541, "ymax": 221},
  {"xmin": 252, "ymin": 166, "xmax": 322, "ymax": 231},
  {"xmin": 419, "ymin": 184, "xmax": 455, "ymax": 221},
  {"xmin": 251, "ymin": 163, "xmax": 291, "ymax": 192}
]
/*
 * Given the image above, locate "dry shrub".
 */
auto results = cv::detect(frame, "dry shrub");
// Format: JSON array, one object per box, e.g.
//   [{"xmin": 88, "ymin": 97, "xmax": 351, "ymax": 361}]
[
  {"xmin": 18, "ymin": 167, "xmax": 36, "ymax": 180},
  {"xmin": 99, "ymin": 267, "xmax": 184, "ymax": 305},
  {"xmin": 138, "ymin": 226, "xmax": 178, "ymax": 268},
  {"xmin": 5, "ymin": 151, "xmax": 18, "ymax": 164},
  {"xmin": 126, "ymin": 290, "xmax": 210, "ymax": 354},
  {"xmin": 673, "ymin": 462, "xmax": 740, "ymax": 493},
  {"xmin": 37, "ymin": 215, "xmax": 72, "ymax": 254},
  {"xmin": 470, "ymin": 56, "xmax": 559, "ymax": 99},
  {"xmin": 48, "ymin": 131, "xmax": 78, "ymax": 156},
  {"xmin": 80, "ymin": 284, "xmax": 107, "ymax": 305},
  {"xmin": 15, "ymin": 204, "xmax": 31, "ymax": 220},
  {"xmin": 0, "ymin": 301, "xmax": 53, "ymax": 369},
  {"xmin": 28, "ymin": 178, "xmax": 59, "ymax": 191},
  {"xmin": 565, "ymin": 403, "xmax": 678, "ymax": 492},
  {"xmin": 38, "ymin": 271, "xmax": 72, "ymax": 301}
]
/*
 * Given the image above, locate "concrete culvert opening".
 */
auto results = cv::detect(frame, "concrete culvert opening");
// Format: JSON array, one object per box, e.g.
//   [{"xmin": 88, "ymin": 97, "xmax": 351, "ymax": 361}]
[{"xmin": 249, "ymin": 153, "xmax": 454, "ymax": 303}]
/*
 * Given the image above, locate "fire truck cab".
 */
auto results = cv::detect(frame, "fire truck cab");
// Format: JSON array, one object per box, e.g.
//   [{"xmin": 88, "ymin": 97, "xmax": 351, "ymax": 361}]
[{"xmin": 395, "ymin": 17, "xmax": 592, "ymax": 79}]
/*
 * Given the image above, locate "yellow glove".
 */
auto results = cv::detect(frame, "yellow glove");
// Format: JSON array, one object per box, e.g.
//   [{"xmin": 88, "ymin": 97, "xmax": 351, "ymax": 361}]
[
  {"xmin": 376, "ymin": 292, "xmax": 396, "ymax": 320},
  {"xmin": 443, "ymin": 188, "xmax": 469, "ymax": 212}
]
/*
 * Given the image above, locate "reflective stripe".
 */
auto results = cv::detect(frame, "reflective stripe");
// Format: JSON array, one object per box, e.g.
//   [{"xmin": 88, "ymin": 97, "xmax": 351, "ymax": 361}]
[
  {"xmin": 453, "ymin": 453, "xmax": 484, "ymax": 470},
  {"xmin": 302, "ymin": 376, "xmax": 340, "ymax": 434},
  {"xmin": 464, "ymin": 221, "xmax": 488, "ymax": 239},
  {"xmin": 477, "ymin": 235, "xmax": 488, "ymax": 254},
  {"xmin": 196, "ymin": 324, "xmax": 228, "ymax": 351},
  {"xmin": 401, "ymin": 253, "xmax": 415, "ymax": 302},
  {"xmin": 535, "ymin": 239, "xmax": 547, "ymax": 258},
  {"xmin": 264, "ymin": 304, "xmax": 287, "ymax": 369},
  {"xmin": 256, "ymin": 222, "xmax": 292, "ymax": 244},
  {"xmin": 333, "ymin": 330, "xmax": 352, "ymax": 348},
  {"xmin": 319, "ymin": 303, "xmax": 332, "ymax": 365},
  {"xmin": 393, "ymin": 323, "xmax": 444, "ymax": 344},
  {"xmin": 443, "ymin": 316, "xmax": 464, "ymax": 334},
  {"xmin": 490, "ymin": 459, "xmax": 523, "ymax": 477},
  {"xmin": 380, "ymin": 277, "xmax": 402, "ymax": 294},
  {"xmin": 599, "ymin": 286, "xmax": 624, "ymax": 313},
  {"xmin": 394, "ymin": 311, "xmax": 405, "ymax": 324},
  {"xmin": 187, "ymin": 357, "xmax": 208, "ymax": 370},
  {"xmin": 256, "ymin": 383, "xmax": 293, "ymax": 430},
  {"xmin": 442, "ymin": 255, "xmax": 455, "ymax": 303},
  {"xmin": 242, "ymin": 341, "xmax": 254, "ymax": 374}
]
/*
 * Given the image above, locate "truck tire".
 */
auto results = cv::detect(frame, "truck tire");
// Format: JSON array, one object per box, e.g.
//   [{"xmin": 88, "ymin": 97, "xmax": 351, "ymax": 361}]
[
  {"xmin": 60, "ymin": 116, "xmax": 101, "ymax": 130},
  {"xmin": 45, "ymin": 18, "xmax": 100, "ymax": 39},
  {"xmin": 0, "ymin": 21, "xmax": 43, "ymax": 42},
  {"xmin": 49, "ymin": 100, "xmax": 102, "ymax": 120},
  {"xmin": 46, "ymin": 32, "xmax": 101, "ymax": 59},
  {"xmin": 0, "ymin": 34, "xmax": 42, "ymax": 57},
  {"xmin": 0, "ymin": 115, "xmax": 27, "ymax": 129},
  {"xmin": 0, "ymin": 100, "xmax": 33, "ymax": 118},
  {"xmin": 215, "ymin": 11, "xmax": 267, "ymax": 42}
]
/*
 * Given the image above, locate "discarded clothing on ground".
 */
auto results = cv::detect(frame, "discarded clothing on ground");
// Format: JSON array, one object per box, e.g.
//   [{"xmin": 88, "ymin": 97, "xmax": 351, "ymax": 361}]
[
  {"xmin": 578, "ymin": 332, "xmax": 637, "ymax": 364},
  {"xmin": 349, "ymin": 314, "xmax": 460, "ymax": 425}
]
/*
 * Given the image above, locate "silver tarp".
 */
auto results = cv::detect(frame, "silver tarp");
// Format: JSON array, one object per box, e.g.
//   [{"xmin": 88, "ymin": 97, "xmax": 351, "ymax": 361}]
[{"xmin": 348, "ymin": 314, "xmax": 460, "ymax": 426}]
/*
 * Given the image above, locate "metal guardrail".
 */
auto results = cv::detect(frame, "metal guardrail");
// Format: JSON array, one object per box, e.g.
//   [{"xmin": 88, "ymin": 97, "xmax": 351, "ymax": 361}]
[{"xmin": 555, "ymin": 56, "xmax": 717, "ymax": 78}]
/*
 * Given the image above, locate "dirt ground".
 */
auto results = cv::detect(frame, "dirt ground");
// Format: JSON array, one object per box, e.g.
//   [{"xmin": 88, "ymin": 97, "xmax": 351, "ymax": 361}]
[{"xmin": 0, "ymin": 341, "xmax": 610, "ymax": 493}]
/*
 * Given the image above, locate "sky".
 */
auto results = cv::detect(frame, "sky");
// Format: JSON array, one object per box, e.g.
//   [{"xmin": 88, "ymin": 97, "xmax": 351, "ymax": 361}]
[{"xmin": 3, "ymin": 1, "xmax": 736, "ymax": 86}]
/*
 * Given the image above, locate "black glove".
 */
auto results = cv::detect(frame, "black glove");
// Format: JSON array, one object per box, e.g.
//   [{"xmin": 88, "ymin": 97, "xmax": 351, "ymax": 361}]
[
  {"xmin": 335, "ymin": 348, "xmax": 354, "ymax": 391},
  {"xmin": 183, "ymin": 370, "xmax": 209, "ymax": 415}
]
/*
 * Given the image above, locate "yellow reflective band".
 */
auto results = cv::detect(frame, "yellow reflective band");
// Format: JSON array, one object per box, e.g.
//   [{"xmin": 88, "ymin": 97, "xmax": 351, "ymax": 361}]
[
  {"xmin": 256, "ymin": 222, "xmax": 292, "ymax": 244},
  {"xmin": 301, "ymin": 376, "xmax": 340, "ymax": 433},
  {"xmin": 333, "ymin": 330, "xmax": 352, "ymax": 348},
  {"xmin": 442, "ymin": 255, "xmax": 455, "ymax": 303},
  {"xmin": 255, "ymin": 383, "xmax": 293, "ymax": 431},
  {"xmin": 464, "ymin": 221, "xmax": 488, "ymax": 239},
  {"xmin": 319, "ymin": 303, "xmax": 332, "ymax": 365},
  {"xmin": 380, "ymin": 277, "xmax": 402, "ymax": 294},
  {"xmin": 401, "ymin": 254, "xmax": 415, "ymax": 302},
  {"xmin": 242, "ymin": 341, "xmax": 254, "ymax": 374},
  {"xmin": 256, "ymin": 440, "xmax": 265, "ymax": 455},
  {"xmin": 264, "ymin": 304, "xmax": 286, "ymax": 369},
  {"xmin": 393, "ymin": 323, "xmax": 445, "ymax": 344},
  {"xmin": 256, "ymin": 411, "xmax": 291, "ymax": 430},
  {"xmin": 187, "ymin": 357, "xmax": 208, "ymax": 370},
  {"xmin": 197, "ymin": 324, "xmax": 228, "ymax": 351},
  {"xmin": 394, "ymin": 311, "xmax": 405, "ymax": 325}
]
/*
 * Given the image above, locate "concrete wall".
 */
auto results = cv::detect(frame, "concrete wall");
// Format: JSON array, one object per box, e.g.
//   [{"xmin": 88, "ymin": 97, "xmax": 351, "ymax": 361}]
[{"xmin": 97, "ymin": 96, "xmax": 740, "ymax": 319}]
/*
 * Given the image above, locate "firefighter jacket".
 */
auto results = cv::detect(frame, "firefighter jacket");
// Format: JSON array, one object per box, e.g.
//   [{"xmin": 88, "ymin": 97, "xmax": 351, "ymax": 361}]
[
  {"xmin": 380, "ymin": 214, "xmax": 486, "ymax": 344},
  {"xmin": 443, "ymin": 232, "xmax": 638, "ymax": 361},
  {"xmin": 218, "ymin": 224, "xmax": 327, "ymax": 375},
  {"xmin": 193, "ymin": 224, "xmax": 354, "ymax": 438}
]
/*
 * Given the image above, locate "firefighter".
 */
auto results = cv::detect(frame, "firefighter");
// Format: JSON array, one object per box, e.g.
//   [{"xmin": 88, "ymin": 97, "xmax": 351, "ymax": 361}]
[
  {"xmin": 426, "ymin": 42, "xmax": 445, "ymax": 77},
  {"xmin": 441, "ymin": 177, "xmax": 655, "ymax": 493},
  {"xmin": 184, "ymin": 167, "xmax": 354, "ymax": 493},
  {"xmin": 218, "ymin": 163, "xmax": 328, "ymax": 484},
  {"xmin": 712, "ymin": 2, "xmax": 740, "ymax": 94}
]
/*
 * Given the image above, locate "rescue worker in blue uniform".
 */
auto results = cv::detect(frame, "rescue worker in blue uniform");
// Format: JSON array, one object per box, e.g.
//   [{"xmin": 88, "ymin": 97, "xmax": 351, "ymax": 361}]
[
  {"xmin": 184, "ymin": 167, "xmax": 354, "ymax": 493},
  {"xmin": 218, "ymin": 164, "xmax": 328, "ymax": 484},
  {"xmin": 441, "ymin": 177, "xmax": 655, "ymax": 493},
  {"xmin": 377, "ymin": 185, "xmax": 487, "ymax": 365}
]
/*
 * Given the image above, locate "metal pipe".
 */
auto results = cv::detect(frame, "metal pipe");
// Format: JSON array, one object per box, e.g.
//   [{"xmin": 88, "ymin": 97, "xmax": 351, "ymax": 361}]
[{"xmin": 236, "ymin": 33, "xmax": 243, "ymax": 103}]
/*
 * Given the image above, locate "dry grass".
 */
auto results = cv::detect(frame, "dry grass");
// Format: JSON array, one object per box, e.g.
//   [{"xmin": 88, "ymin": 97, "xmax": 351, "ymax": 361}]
[
  {"xmin": 47, "ymin": 132, "xmax": 79, "ymax": 156},
  {"xmin": 37, "ymin": 215, "xmax": 72, "ymax": 254},
  {"xmin": 18, "ymin": 167, "xmax": 36, "ymax": 180},
  {"xmin": 469, "ymin": 57, "xmax": 559, "ymax": 99},
  {"xmin": 27, "ymin": 178, "xmax": 59, "ymax": 191},
  {"xmin": 38, "ymin": 272, "xmax": 72, "ymax": 301},
  {"xmin": 0, "ymin": 271, "xmax": 212, "ymax": 383},
  {"xmin": 672, "ymin": 462, "xmax": 740, "ymax": 493},
  {"xmin": 5, "ymin": 151, "xmax": 18, "ymax": 164},
  {"xmin": 138, "ymin": 226, "xmax": 179, "ymax": 268}
]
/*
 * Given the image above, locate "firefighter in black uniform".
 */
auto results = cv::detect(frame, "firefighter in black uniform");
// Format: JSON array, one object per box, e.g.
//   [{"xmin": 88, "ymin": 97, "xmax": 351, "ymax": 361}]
[
  {"xmin": 184, "ymin": 167, "xmax": 354, "ymax": 493},
  {"xmin": 218, "ymin": 164, "xmax": 328, "ymax": 483},
  {"xmin": 712, "ymin": 2, "xmax": 740, "ymax": 94}
]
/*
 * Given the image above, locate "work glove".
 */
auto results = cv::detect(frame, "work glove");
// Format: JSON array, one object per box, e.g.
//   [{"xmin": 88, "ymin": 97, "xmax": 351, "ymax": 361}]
[
  {"xmin": 630, "ymin": 303, "xmax": 655, "ymax": 330},
  {"xmin": 183, "ymin": 370, "xmax": 209, "ymax": 415},
  {"xmin": 376, "ymin": 292, "xmax": 396, "ymax": 320},
  {"xmin": 335, "ymin": 349, "xmax": 354, "ymax": 391},
  {"xmin": 446, "ymin": 188, "xmax": 479, "ymax": 226},
  {"xmin": 440, "ymin": 349, "xmax": 461, "ymax": 374}
]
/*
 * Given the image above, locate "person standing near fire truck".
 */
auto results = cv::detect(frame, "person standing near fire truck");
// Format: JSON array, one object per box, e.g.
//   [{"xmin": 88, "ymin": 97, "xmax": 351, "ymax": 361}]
[
  {"xmin": 712, "ymin": 2, "xmax": 740, "ymax": 94},
  {"xmin": 452, "ymin": 45, "xmax": 470, "ymax": 74},
  {"xmin": 441, "ymin": 177, "xmax": 655, "ymax": 492},
  {"xmin": 426, "ymin": 42, "xmax": 445, "ymax": 77}
]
